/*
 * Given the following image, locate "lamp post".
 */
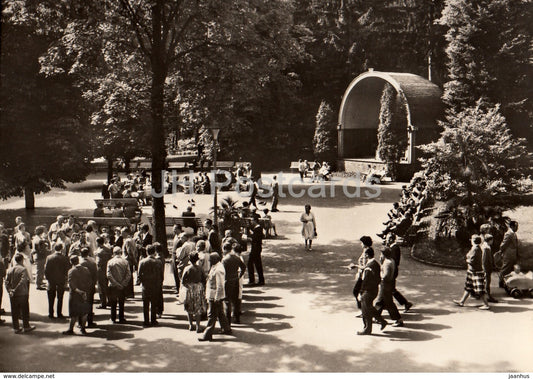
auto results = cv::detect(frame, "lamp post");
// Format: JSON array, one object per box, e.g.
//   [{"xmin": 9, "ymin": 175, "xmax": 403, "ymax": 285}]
[{"xmin": 208, "ymin": 124, "xmax": 221, "ymax": 229}]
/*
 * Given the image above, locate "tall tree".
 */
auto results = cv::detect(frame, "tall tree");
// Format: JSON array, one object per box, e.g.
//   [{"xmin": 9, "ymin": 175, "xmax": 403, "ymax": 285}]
[
  {"xmin": 313, "ymin": 100, "xmax": 337, "ymax": 163},
  {"xmin": 36, "ymin": 0, "xmax": 302, "ymax": 252},
  {"xmin": 377, "ymin": 83, "xmax": 408, "ymax": 180},
  {"xmin": 0, "ymin": 2, "xmax": 91, "ymax": 209},
  {"xmin": 420, "ymin": 103, "xmax": 530, "ymax": 221},
  {"xmin": 438, "ymin": 0, "xmax": 532, "ymax": 141}
]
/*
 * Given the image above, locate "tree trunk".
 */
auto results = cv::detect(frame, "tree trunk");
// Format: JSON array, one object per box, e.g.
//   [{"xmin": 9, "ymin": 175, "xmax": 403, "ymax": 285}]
[
  {"xmin": 106, "ymin": 156, "xmax": 114, "ymax": 184},
  {"xmin": 150, "ymin": 0, "xmax": 169, "ymax": 256},
  {"xmin": 24, "ymin": 186, "xmax": 35, "ymax": 210}
]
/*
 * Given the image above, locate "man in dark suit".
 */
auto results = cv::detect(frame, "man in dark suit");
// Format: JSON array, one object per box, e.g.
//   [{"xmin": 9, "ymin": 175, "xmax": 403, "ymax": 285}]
[
  {"xmin": 204, "ymin": 219, "xmax": 221, "ymax": 255},
  {"xmin": 80, "ymin": 248, "xmax": 98, "ymax": 328},
  {"xmin": 385, "ymin": 233, "xmax": 413, "ymax": 312},
  {"xmin": 44, "ymin": 244, "xmax": 70, "ymax": 318},
  {"xmin": 497, "ymin": 221, "xmax": 519, "ymax": 287},
  {"xmin": 247, "ymin": 216, "xmax": 264, "ymax": 286},
  {"xmin": 135, "ymin": 224, "xmax": 153, "ymax": 260},
  {"xmin": 5, "ymin": 254, "xmax": 35, "ymax": 333},
  {"xmin": 137, "ymin": 244, "xmax": 163, "ymax": 327},
  {"xmin": 357, "ymin": 248, "xmax": 387, "ymax": 335},
  {"xmin": 95, "ymin": 237, "xmax": 112, "ymax": 309},
  {"xmin": 182, "ymin": 206, "xmax": 197, "ymax": 234},
  {"xmin": 63, "ymin": 255, "xmax": 92, "ymax": 335}
]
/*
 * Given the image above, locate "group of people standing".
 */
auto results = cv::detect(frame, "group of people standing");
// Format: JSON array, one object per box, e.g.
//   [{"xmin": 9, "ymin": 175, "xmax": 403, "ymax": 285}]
[
  {"xmin": 297, "ymin": 159, "xmax": 331, "ymax": 182},
  {"xmin": 0, "ymin": 211, "xmax": 266, "ymax": 341}
]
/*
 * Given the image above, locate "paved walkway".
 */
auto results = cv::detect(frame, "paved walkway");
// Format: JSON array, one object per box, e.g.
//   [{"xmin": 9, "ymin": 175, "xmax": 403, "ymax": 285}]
[{"xmin": 0, "ymin": 174, "xmax": 532, "ymax": 372}]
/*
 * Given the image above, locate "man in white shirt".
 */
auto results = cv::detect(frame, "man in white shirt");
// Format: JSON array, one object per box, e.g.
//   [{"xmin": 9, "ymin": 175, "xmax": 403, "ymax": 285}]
[
  {"xmin": 198, "ymin": 253, "xmax": 231, "ymax": 341},
  {"xmin": 48, "ymin": 215, "xmax": 65, "ymax": 244}
]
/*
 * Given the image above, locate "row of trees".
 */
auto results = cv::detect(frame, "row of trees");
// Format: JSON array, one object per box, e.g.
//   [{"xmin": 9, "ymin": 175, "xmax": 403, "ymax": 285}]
[{"xmin": 1, "ymin": 0, "xmax": 531, "ymax": 252}]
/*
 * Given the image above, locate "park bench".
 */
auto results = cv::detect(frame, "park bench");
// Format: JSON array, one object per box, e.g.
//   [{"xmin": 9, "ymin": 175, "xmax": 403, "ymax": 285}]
[
  {"xmin": 234, "ymin": 161, "xmax": 251, "ymax": 168},
  {"xmin": 167, "ymin": 161, "xmax": 188, "ymax": 171},
  {"xmin": 76, "ymin": 216, "xmax": 132, "ymax": 229},
  {"xmin": 215, "ymin": 161, "xmax": 235, "ymax": 170},
  {"xmin": 147, "ymin": 215, "xmax": 204, "ymax": 237},
  {"xmin": 94, "ymin": 198, "xmax": 139, "ymax": 208}
]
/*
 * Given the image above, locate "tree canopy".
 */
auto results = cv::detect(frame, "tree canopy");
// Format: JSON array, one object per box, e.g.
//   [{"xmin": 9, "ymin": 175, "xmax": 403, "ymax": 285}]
[{"xmin": 0, "ymin": 2, "xmax": 92, "ymax": 208}]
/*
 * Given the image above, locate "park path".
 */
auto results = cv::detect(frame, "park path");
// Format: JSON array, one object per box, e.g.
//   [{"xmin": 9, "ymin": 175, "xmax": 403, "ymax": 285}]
[{"xmin": 0, "ymin": 174, "xmax": 532, "ymax": 372}]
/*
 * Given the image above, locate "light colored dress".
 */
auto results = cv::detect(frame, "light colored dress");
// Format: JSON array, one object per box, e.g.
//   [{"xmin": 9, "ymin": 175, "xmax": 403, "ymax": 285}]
[{"xmin": 300, "ymin": 212, "xmax": 316, "ymax": 240}]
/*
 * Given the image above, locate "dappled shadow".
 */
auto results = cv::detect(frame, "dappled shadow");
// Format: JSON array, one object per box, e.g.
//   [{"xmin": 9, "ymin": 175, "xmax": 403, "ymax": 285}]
[
  {"xmin": 0, "ymin": 332, "xmax": 475, "ymax": 372},
  {"xmin": 401, "ymin": 322, "xmax": 452, "ymax": 332},
  {"xmin": 380, "ymin": 329, "xmax": 442, "ymax": 342}
]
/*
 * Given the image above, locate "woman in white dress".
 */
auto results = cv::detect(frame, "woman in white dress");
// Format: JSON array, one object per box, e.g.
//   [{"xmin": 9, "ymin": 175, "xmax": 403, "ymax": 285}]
[{"xmin": 300, "ymin": 204, "xmax": 317, "ymax": 251}]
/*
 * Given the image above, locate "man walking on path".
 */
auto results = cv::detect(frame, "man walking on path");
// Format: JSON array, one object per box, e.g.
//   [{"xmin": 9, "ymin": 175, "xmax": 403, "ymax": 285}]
[
  {"xmin": 357, "ymin": 248, "xmax": 387, "ymax": 335},
  {"xmin": 481, "ymin": 233, "xmax": 497, "ymax": 302},
  {"xmin": 5, "ymin": 254, "xmax": 35, "ymax": 334},
  {"xmin": 385, "ymin": 234, "xmax": 413, "ymax": 312},
  {"xmin": 497, "ymin": 221, "xmax": 519, "ymax": 288}
]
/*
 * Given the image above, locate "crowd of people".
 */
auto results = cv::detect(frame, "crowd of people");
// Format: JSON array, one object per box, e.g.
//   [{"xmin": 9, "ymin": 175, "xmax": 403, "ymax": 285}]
[
  {"xmin": 296, "ymin": 159, "xmax": 331, "ymax": 182},
  {"xmin": 0, "ymin": 212, "xmax": 266, "ymax": 341},
  {"xmin": 103, "ymin": 172, "xmax": 151, "ymax": 205},
  {"xmin": 377, "ymin": 174, "xmax": 428, "ymax": 241}
]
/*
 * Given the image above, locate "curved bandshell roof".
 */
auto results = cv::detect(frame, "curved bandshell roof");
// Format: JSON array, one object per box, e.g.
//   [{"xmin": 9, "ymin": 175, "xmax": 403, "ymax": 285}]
[{"xmin": 338, "ymin": 71, "xmax": 443, "ymax": 130}]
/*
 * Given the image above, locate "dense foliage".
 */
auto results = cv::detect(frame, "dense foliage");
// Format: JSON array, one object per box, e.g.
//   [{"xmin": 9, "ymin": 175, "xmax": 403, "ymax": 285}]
[
  {"xmin": 0, "ymin": 3, "xmax": 91, "ymax": 208},
  {"xmin": 438, "ymin": 0, "xmax": 532, "ymax": 141},
  {"xmin": 376, "ymin": 83, "xmax": 408, "ymax": 180},
  {"xmin": 420, "ymin": 103, "xmax": 531, "ymax": 232},
  {"xmin": 313, "ymin": 100, "xmax": 337, "ymax": 164}
]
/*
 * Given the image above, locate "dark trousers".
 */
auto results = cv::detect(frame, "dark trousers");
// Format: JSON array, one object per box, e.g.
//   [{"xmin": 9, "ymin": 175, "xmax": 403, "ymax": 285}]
[
  {"xmin": 0, "ymin": 279, "xmax": 3, "ymax": 309},
  {"xmin": 35, "ymin": 259, "xmax": 46, "ymax": 288},
  {"xmin": 225, "ymin": 280, "xmax": 240, "ymax": 324},
  {"xmin": 97, "ymin": 270, "xmax": 108, "ymax": 307},
  {"xmin": 393, "ymin": 289, "xmax": 408, "ymax": 306},
  {"xmin": 271, "ymin": 194, "xmax": 279, "ymax": 211},
  {"xmin": 156, "ymin": 289, "xmax": 164, "ymax": 315},
  {"xmin": 47, "ymin": 281, "xmax": 65, "ymax": 317},
  {"xmin": 376, "ymin": 282, "xmax": 401, "ymax": 321},
  {"xmin": 10, "ymin": 295, "xmax": 30, "ymax": 330},
  {"xmin": 485, "ymin": 270, "xmax": 493, "ymax": 295},
  {"xmin": 247, "ymin": 251, "xmax": 264, "ymax": 284},
  {"xmin": 360, "ymin": 290, "xmax": 384, "ymax": 334},
  {"xmin": 108, "ymin": 286, "xmax": 126, "ymax": 322},
  {"xmin": 201, "ymin": 300, "xmax": 231, "ymax": 340},
  {"xmin": 87, "ymin": 288, "xmax": 95, "ymax": 324},
  {"xmin": 352, "ymin": 276, "xmax": 362, "ymax": 308},
  {"xmin": 172, "ymin": 264, "xmax": 180, "ymax": 293},
  {"xmin": 142, "ymin": 294, "xmax": 158, "ymax": 324},
  {"xmin": 126, "ymin": 263, "xmax": 135, "ymax": 298}
]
